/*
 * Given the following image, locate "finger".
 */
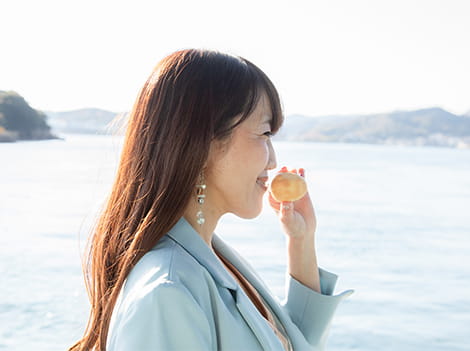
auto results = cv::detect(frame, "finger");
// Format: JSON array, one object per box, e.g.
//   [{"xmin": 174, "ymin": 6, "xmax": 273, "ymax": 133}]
[
  {"xmin": 299, "ymin": 168, "xmax": 305, "ymax": 177},
  {"xmin": 279, "ymin": 166, "xmax": 288, "ymax": 173},
  {"xmin": 280, "ymin": 201, "xmax": 294, "ymax": 221},
  {"xmin": 268, "ymin": 192, "xmax": 281, "ymax": 211}
]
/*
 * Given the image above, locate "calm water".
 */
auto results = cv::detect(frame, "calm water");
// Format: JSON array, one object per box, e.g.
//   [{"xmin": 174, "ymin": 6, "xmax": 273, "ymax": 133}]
[{"xmin": 1, "ymin": 134, "xmax": 469, "ymax": 350}]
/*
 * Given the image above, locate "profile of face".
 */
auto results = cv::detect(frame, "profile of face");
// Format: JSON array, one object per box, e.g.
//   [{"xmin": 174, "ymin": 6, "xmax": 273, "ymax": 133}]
[{"xmin": 205, "ymin": 92, "xmax": 277, "ymax": 219}]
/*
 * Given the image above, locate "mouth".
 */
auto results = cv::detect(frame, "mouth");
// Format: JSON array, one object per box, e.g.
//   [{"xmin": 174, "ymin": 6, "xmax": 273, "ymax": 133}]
[{"xmin": 256, "ymin": 176, "xmax": 269, "ymax": 191}]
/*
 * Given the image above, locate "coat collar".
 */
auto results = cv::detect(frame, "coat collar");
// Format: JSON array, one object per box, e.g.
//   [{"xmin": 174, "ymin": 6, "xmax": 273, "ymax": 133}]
[
  {"xmin": 166, "ymin": 217, "xmax": 238, "ymax": 291},
  {"xmin": 166, "ymin": 217, "xmax": 286, "ymax": 351},
  {"xmin": 165, "ymin": 216, "xmax": 275, "ymax": 298}
]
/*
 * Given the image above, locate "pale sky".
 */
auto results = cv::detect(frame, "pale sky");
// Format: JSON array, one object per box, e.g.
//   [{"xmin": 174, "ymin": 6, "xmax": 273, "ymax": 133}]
[{"xmin": 1, "ymin": 0, "xmax": 469, "ymax": 117}]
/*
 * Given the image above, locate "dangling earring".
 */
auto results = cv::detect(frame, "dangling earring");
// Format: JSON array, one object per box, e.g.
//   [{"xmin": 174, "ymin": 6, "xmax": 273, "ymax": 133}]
[{"xmin": 195, "ymin": 172, "xmax": 206, "ymax": 226}]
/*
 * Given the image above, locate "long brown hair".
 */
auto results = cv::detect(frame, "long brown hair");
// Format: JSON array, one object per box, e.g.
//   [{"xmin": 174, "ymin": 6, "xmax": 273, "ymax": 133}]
[{"xmin": 70, "ymin": 49, "xmax": 283, "ymax": 350}]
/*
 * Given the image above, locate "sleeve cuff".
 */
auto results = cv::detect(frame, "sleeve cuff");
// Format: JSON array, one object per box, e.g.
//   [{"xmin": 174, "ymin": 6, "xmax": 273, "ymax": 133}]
[
  {"xmin": 285, "ymin": 269, "xmax": 353, "ymax": 320},
  {"xmin": 319, "ymin": 267, "xmax": 338, "ymax": 295},
  {"xmin": 283, "ymin": 268, "xmax": 354, "ymax": 348}
]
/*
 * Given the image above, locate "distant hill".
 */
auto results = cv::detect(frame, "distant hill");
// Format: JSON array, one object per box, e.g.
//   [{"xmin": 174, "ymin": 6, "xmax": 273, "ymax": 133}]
[
  {"xmin": 275, "ymin": 107, "xmax": 470, "ymax": 148},
  {"xmin": 46, "ymin": 108, "xmax": 124, "ymax": 135},
  {"xmin": 41, "ymin": 105, "xmax": 470, "ymax": 148},
  {"xmin": 0, "ymin": 91, "xmax": 57, "ymax": 142}
]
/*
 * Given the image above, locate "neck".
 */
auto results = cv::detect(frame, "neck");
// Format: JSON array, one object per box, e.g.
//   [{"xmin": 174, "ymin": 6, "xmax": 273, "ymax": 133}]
[{"xmin": 183, "ymin": 202, "xmax": 223, "ymax": 249}]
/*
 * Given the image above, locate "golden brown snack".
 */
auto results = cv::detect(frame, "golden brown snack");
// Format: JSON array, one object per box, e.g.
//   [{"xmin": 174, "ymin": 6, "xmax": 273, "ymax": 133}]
[{"xmin": 270, "ymin": 172, "xmax": 307, "ymax": 202}]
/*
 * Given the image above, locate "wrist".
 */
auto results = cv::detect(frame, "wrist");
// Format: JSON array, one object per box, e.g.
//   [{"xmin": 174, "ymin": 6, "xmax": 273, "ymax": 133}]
[
  {"xmin": 286, "ymin": 237, "xmax": 320, "ymax": 292},
  {"xmin": 286, "ymin": 232, "xmax": 315, "ymax": 247}
]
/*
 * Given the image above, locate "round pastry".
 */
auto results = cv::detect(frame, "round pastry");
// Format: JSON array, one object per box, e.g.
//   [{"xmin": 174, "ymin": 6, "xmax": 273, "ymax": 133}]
[{"xmin": 270, "ymin": 172, "xmax": 307, "ymax": 202}]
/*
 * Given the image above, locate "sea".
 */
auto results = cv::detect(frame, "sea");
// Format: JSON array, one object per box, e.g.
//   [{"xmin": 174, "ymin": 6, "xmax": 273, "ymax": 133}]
[{"xmin": 1, "ymin": 134, "xmax": 469, "ymax": 351}]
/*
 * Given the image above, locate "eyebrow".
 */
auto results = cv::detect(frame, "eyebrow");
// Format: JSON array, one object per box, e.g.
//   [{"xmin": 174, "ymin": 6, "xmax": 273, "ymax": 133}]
[{"xmin": 261, "ymin": 115, "xmax": 272, "ymax": 124}]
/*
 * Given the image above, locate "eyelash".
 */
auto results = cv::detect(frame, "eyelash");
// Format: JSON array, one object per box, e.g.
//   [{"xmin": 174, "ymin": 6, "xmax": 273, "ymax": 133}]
[{"xmin": 263, "ymin": 131, "xmax": 273, "ymax": 137}]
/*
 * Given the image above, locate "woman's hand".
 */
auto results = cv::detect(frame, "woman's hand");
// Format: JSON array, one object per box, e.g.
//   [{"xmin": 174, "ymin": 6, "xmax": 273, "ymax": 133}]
[
  {"xmin": 268, "ymin": 167, "xmax": 317, "ymax": 240},
  {"xmin": 269, "ymin": 167, "xmax": 320, "ymax": 292}
]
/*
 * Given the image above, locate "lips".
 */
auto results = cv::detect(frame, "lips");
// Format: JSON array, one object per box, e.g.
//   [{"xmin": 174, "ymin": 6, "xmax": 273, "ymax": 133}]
[{"xmin": 256, "ymin": 176, "xmax": 269, "ymax": 190}]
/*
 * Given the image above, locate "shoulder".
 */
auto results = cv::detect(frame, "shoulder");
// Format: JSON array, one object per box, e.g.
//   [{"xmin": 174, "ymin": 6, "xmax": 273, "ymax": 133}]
[
  {"xmin": 118, "ymin": 235, "xmax": 214, "ymax": 310},
  {"xmin": 107, "ymin": 237, "xmax": 215, "ymax": 349}
]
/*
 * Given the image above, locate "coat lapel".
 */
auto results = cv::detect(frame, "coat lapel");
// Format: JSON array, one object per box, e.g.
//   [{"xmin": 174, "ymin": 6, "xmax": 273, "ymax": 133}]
[
  {"xmin": 213, "ymin": 234, "xmax": 293, "ymax": 350},
  {"xmin": 166, "ymin": 218, "xmax": 285, "ymax": 351},
  {"xmin": 233, "ymin": 287, "xmax": 285, "ymax": 351}
]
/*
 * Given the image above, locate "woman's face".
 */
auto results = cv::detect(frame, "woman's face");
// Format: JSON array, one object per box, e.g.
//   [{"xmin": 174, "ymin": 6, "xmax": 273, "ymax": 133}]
[{"xmin": 205, "ymin": 92, "xmax": 277, "ymax": 219}]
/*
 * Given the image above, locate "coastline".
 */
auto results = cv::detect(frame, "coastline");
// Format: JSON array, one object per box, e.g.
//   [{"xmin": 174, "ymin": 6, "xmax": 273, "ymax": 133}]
[{"xmin": 0, "ymin": 130, "xmax": 60, "ymax": 143}]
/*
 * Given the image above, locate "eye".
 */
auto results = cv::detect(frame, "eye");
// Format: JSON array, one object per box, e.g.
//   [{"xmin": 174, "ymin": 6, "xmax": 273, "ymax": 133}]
[{"xmin": 263, "ymin": 131, "xmax": 273, "ymax": 138}]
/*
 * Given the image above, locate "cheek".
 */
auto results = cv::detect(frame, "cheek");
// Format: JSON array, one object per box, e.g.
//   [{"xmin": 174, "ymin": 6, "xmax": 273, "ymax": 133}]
[
  {"xmin": 236, "ymin": 142, "xmax": 269, "ymax": 184},
  {"xmin": 251, "ymin": 140, "xmax": 270, "ymax": 165},
  {"xmin": 207, "ymin": 138, "xmax": 269, "ymax": 194}
]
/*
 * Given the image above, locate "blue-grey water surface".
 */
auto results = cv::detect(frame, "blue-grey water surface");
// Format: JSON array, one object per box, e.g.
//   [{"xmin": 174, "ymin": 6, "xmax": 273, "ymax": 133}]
[{"xmin": 1, "ymin": 134, "xmax": 469, "ymax": 350}]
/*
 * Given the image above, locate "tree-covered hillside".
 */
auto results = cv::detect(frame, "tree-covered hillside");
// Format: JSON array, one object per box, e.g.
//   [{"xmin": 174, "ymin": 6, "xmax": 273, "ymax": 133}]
[
  {"xmin": 276, "ymin": 107, "xmax": 470, "ymax": 148},
  {"xmin": 0, "ymin": 91, "xmax": 56, "ymax": 142}
]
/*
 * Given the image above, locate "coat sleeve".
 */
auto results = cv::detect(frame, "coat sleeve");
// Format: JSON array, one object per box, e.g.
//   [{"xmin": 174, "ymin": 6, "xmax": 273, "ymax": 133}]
[
  {"xmin": 107, "ymin": 280, "xmax": 214, "ymax": 351},
  {"xmin": 281, "ymin": 268, "xmax": 353, "ymax": 350}
]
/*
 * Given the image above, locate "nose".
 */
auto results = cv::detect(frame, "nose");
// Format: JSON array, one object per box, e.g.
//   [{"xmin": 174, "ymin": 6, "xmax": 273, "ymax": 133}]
[{"xmin": 266, "ymin": 139, "xmax": 277, "ymax": 171}]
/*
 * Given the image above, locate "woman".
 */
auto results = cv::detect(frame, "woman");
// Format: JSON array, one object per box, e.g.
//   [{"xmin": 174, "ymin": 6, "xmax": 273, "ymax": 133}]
[{"xmin": 70, "ymin": 49, "xmax": 352, "ymax": 351}]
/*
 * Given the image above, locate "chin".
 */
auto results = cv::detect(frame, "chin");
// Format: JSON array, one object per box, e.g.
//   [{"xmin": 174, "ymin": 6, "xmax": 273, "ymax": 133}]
[{"xmin": 233, "ymin": 201, "xmax": 263, "ymax": 219}]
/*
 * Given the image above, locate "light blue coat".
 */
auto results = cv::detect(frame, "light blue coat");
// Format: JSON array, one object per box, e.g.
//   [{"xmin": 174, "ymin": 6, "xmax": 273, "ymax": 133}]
[{"xmin": 107, "ymin": 217, "xmax": 353, "ymax": 350}]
